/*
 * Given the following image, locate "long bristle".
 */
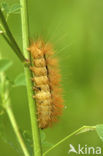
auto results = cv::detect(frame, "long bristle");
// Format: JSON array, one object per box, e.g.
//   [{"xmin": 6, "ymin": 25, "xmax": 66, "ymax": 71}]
[{"xmin": 28, "ymin": 40, "xmax": 64, "ymax": 129}]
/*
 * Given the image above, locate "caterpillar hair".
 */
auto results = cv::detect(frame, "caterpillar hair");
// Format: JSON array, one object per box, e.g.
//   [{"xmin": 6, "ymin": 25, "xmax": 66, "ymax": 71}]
[{"xmin": 28, "ymin": 40, "xmax": 64, "ymax": 129}]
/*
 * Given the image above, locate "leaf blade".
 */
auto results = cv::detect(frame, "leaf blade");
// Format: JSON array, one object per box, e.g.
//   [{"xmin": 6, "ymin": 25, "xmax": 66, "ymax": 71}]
[{"xmin": 96, "ymin": 124, "xmax": 103, "ymax": 142}]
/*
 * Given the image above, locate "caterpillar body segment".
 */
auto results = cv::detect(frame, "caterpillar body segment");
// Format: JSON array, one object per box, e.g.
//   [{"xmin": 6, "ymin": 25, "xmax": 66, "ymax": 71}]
[{"xmin": 28, "ymin": 40, "xmax": 63, "ymax": 129}]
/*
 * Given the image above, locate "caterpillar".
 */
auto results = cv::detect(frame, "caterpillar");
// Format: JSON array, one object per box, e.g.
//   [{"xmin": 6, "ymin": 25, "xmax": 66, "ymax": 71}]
[{"xmin": 28, "ymin": 40, "xmax": 64, "ymax": 129}]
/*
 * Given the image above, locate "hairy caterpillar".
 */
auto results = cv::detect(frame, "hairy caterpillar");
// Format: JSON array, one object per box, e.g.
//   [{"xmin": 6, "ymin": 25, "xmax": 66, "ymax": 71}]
[{"xmin": 28, "ymin": 40, "xmax": 64, "ymax": 129}]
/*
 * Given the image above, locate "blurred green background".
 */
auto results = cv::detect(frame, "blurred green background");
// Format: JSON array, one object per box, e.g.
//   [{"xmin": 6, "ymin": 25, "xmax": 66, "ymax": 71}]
[{"xmin": 0, "ymin": 0, "xmax": 103, "ymax": 155}]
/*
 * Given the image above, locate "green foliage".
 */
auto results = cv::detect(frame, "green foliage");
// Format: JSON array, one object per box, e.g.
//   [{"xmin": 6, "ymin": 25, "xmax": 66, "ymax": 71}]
[
  {"xmin": 40, "ymin": 131, "xmax": 46, "ymax": 142},
  {"xmin": 14, "ymin": 73, "xmax": 26, "ymax": 87},
  {"xmin": 40, "ymin": 131, "xmax": 53, "ymax": 148},
  {"xmin": 0, "ymin": 2, "xmax": 9, "ymax": 14},
  {"xmin": 1, "ymin": 1, "xmax": 21, "ymax": 15},
  {"xmin": 0, "ymin": 59, "xmax": 23, "ymax": 155},
  {"xmin": 20, "ymin": 130, "xmax": 53, "ymax": 156},
  {"xmin": 1, "ymin": 0, "xmax": 103, "ymax": 155},
  {"xmin": 0, "ymin": 1, "xmax": 21, "ymax": 36},
  {"xmin": 0, "ymin": 59, "xmax": 12, "ymax": 72},
  {"xmin": 0, "ymin": 115, "xmax": 23, "ymax": 155},
  {"xmin": 76, "ymin": 126, "xmax": 96, "ymax": 135},
  {"xmin": 96, "ymin": 125, "xmax": 103, "ymax": 142},
  {"xmin": 20, "ymin": 130, "xmax": 33, "ymax": 156},
  {"xmin": 0, "ymin": 59, "xmax": 12, "ymax": 114}
]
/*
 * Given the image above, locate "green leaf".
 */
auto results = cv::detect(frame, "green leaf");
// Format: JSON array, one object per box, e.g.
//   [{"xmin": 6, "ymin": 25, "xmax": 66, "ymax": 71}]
[
  {"xmin": 96, "ymin": 124, "xmax": 103, "ymax": 142},
  {"xmin": 1, "ymin": 2, "xmax": 21, "ymax": 14},
  {"xmin": 76, "ymin": 126, "xmax": 96, "ymax": 135},
  {"xmin": 40, "ymin": 131, "xmax": 53, "ymax": 148},
  {"xmin": 0, "ymin": 59, "xmax": 12, "ymax": 72},
  {"xmin": 14, "ymin": 73, "xmax": 26, "ymax": 87},
  {"xmin": 40, "ymin": 131, "xmax": 46, "ymax": 142},
  {"xmin": 8, "ymin": 4, "xmax": 21, "ymax": 14},
  {"xmin": 0, "ymin": 115, "xmax": 23, "ymax": 155},
  {"xmin": 20, "ymin": 130, "xmax": 33, "ymax": 156},
  {"xmin": 1, "ymin": 2, "xmax": 9, "ymax": 13}
]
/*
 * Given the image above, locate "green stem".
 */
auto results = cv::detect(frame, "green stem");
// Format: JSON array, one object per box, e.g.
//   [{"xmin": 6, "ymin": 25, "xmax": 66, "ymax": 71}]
[
  {"xmin": 20, "ymin": 0, "xmax": 42, "ymax": 156},
  {"xmin": 0, "ymin": 9, "xmax": 26, "ymax": 63},
  {"xmin": 0, "ymin": 70, "xmax": 30, "ymax": 156},
  {"xmin": 43, "ymin": 126, "xmax": 96, "ymax": 156},
  {"xmin": 5, "ymin": 104, "xmax": 30, "ymax": 156}
]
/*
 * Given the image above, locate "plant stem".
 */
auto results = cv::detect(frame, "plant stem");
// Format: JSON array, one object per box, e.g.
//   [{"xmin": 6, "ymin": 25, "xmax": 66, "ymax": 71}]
[
  {"xmin": 0, "ymin": 9, "xmax": 26, "ymax": 63},
  {"xmin": 0, "ymin": 70, "xmax": 30, "ymax": 156},
  {"xmin": 20, "ymin": 0, "xmax": 42, "ymax": 156},
  {"xmin": 5, "ymin": 104, "xmax": 30, "ymax": 156},
  {"xmin": 43, "ymin": 125, "xmax": 96, "ymax": 156}
]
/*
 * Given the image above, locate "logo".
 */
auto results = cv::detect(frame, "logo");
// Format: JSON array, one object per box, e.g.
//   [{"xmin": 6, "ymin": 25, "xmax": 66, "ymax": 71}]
[{"xmin": 68, "ymin": 144, "xmax": 102, "ymax": 155}]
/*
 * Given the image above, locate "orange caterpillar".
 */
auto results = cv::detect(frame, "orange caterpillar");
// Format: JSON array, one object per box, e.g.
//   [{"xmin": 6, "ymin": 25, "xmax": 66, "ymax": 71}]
[{"xmin": 28, "ymin": 40, "xmax": 64, "ymax": 129}]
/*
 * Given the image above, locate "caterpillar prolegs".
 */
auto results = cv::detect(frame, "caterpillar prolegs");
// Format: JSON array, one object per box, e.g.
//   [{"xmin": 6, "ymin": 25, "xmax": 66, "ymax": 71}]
[{"xmin": 28, "ymin": 40, "xmax": 64, "ymax": 129}]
